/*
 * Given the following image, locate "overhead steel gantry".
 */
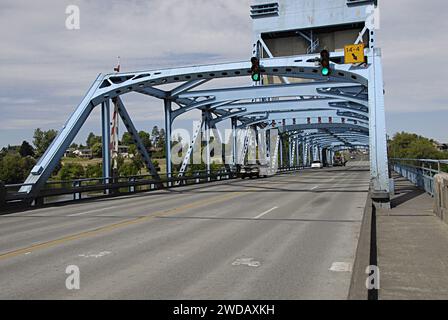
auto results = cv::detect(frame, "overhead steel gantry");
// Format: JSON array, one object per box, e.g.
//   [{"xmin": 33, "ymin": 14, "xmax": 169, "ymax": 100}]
[{"xmin": 20, "ymin": 46, "xmax": 389, "ymax": 204}]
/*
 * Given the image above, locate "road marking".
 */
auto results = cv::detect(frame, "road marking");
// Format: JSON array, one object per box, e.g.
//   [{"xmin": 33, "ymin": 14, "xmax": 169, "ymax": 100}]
[
  {"xmin": 68, "ymin": 206, "xmax": 118, "ymax": 217},
  {"xmin": 232, "ymin": 258, "xmax": 261, "ymax": 268},
  {"xmin": 253, "ymin": 206, "xmax": 278, "ymax": 219},
  {"xmin": 329, "ymin": 262, "xmax": 352, "ymax": 272},
  {"xmin": 79, "ymin": 251, "xmax": 111, "ymax": 258},
  {"xmin": 311, "ymin": 186, "xmax": 319, "ymax": 190},
  {"xmin": 0, "ymin": 190, "xmax": 252, "ymax": 262}
]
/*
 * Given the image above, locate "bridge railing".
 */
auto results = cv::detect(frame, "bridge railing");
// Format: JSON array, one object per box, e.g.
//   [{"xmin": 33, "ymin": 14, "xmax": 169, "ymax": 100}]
[
  {"xmin": 390, "ymin": 158, "xmax": 448, "ymax": 196},
  {"xmin": 1, "ymin": 165, "xmax": 310, "ymax": 210},
  {"xmin": 1, "ymin": 170, "xmax": 237, "ymax": 208}
]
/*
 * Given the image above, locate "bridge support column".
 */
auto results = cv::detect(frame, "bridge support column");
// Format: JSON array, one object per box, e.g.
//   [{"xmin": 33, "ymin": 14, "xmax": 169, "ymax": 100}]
[
  {"xmin": 164, "ymin": 99, "xmax": 172, "ymax": 186},
  {"xmin": 368, "ymin": 48, "xmax": 391, "ymax": 208},
  {"xmin": 101, "ymin": 100, "xmax": 111, "ymax": 193}
]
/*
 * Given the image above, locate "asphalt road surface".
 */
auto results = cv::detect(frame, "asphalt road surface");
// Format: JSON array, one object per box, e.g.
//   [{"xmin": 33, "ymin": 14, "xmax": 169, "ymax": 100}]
[{"xmin": 0, "ymin": 162, "xmax": 370, "ymax": 299}]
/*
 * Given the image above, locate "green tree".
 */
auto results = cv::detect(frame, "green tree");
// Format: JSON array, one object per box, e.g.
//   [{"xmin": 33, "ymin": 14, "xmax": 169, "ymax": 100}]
[
  {"xmin": 91, "ymin": 142, "xmax": 103, "ymax": 158},
  {"xmin": 121, "ymin": 131, "xmax": 151, "ymax": 151},
  {"xmin": 85, "ymin": 163, "xmax": 103, "ymax": 178},
  {"xmin": 151, "ymin": 126, "xmax": 160, "ymax": 139},
  {"xmin": 86, "ymin": 132, "xmax": 101, "ymax": 148},
  {"xmin": 138, "ymin": 131, "xmax": 151, "ymax": 151},
  {"xmin": 58, "ymin": 163, "xmax": 85, "ymax": 181},
  {"xmin": 118, "ymin": 162, "xmax": 140, "ymax": 177},
  {"xmin": 129, "ymin": 145, "xmax": 144, "ymax": 174},
  {"xmin": 121, "ymin": 132, "xmax": 134, "ymax": 146},
  {"xmin": 19, "ymin": 141, "xmax": 35, "ymax": 157},
  {"xmin": 389, "ymin": 132, "xmax": 443, "ymax": 159},
  {"xmin": 0, "ymin": 153, "xmax": 36, "ymax": 184},
  {"xmin": 33, "ymin": 128, "xmax": 58, "ymax": 158}
]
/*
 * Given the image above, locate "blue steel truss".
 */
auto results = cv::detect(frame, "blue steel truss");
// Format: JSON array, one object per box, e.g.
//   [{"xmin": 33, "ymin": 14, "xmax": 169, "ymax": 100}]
[{"xmin": 20, "ymin": 48, "xmax": 389, "ymax": 203}]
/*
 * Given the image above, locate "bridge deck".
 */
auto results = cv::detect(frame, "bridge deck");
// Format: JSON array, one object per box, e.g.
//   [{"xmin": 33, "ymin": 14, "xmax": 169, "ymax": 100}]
[{"xmin": 0, "ymin": 163, "xmax": 369, "ymax": 299}]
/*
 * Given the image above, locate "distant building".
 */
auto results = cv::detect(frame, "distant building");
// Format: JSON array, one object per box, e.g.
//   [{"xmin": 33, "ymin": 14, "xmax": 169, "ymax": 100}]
[
  {"xmin": 118, "ymin": 145, "xmax": 131, "ymax": 158},
  {"xmin": 434, "ymin": 142, "xmax": 448, "ymax": 152},
  {"xmin": 64, "ymin": 148, "xmax": 76, "ymax": 157},
  {"xmin": 73, "ymin": 149, "xmax": 93, "ymax": 159}
]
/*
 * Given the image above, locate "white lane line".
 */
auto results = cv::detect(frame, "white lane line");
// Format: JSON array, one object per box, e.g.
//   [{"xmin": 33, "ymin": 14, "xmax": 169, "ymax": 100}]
[
  {"xmin": 329, "ymin": 262, "xmax": 352, "ymax": 272},
  {"xmin": 68, "ymin": 206, "xmax": 117, "ymax": 217},
  {"xmin": 311, "ymin": 185, "xmax": 319, "ymax": 190},
  {"xmin": 253, "ymin": 206, "xmax": 278, "ymax": 219}
]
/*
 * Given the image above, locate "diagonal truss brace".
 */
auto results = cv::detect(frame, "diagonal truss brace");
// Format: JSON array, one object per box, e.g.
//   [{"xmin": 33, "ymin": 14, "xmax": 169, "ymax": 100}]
[
  {"xmin": 114, "ymin": 97, "xmax": 161, "ymax": 180},
  {"xmin": 178, "ymin": 120, "xmax": 203, "ymax": 177}
]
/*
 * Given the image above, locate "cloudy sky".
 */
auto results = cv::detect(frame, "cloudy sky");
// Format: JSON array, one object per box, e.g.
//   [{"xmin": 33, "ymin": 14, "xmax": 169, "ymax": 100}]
[{"xmin": 0, "ymin": 0, "xmax": 447, "ymax": 147}]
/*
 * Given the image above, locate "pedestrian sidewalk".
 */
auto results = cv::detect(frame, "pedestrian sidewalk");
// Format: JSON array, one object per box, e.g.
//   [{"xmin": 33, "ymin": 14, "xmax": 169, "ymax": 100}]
[{"xmin": 377, "ymin": 173, "xmax": 448, "ymax": 299}]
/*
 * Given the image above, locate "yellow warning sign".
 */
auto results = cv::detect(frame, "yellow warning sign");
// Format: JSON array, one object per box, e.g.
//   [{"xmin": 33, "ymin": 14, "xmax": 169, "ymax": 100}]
[{"xmin": 344, "ymin": 44, "xmax": 365, "ymax": 64}]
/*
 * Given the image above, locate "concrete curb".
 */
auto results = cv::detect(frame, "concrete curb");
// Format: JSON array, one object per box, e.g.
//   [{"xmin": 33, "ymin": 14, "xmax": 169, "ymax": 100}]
[{"xmin": 348, "ymin": 192, "xmax": 377, "ymax": 300}]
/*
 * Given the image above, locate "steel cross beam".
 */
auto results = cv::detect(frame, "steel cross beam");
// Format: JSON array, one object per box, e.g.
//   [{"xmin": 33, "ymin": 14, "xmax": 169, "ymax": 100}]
[
  {"xmin": 279, "ymin": 123, "xmax": 369, "ymax": 133},
  {"xmin": 177, "ymin": 82, "xmax": 361, "ymax": 105},
  {"xmin": 213, "ymin": 98, "xmax": 368, "ymax": 114}
]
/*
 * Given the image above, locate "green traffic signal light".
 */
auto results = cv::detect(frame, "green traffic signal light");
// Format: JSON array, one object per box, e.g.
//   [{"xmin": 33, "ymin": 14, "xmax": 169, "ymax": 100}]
[
  {"xmin": 251, "ymin": 73, "xmax": 260, "ymax": 82},
  {"xmin": 320, "ymin": 50, "xmax": 331, "ymax": 76},
  {"xmin": 251, "ymin": 57, "xmax": 261, "ymax": 82}
]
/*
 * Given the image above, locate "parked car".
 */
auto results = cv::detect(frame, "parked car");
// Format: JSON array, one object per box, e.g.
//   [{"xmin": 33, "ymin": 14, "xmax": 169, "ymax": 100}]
[{"xmin": 311, "ymin": 161, "xmax": 324, "ymax": 169}]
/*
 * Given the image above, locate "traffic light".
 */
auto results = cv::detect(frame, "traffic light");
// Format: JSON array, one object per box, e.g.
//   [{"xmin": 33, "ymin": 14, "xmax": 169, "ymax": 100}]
[
  {"xmin": 320, "ymin": 50, "xmax": 331, "ymax": 76},
  {"xmin": 251, "ymin": 57, "xmax": 261, "ymax": 82}
]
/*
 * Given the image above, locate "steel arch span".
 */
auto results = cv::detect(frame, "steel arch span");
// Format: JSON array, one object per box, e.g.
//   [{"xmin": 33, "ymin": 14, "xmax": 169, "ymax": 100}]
[{"xmin": 20, "ymin": 49, "xmax": 389, "ymax": 204}]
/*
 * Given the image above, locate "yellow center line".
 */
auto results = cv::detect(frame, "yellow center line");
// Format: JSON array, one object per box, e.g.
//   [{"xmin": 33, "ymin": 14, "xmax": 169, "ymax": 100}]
[{"xmin": 0, "ymin": 189, "xmax": 257, "ymax": 261}]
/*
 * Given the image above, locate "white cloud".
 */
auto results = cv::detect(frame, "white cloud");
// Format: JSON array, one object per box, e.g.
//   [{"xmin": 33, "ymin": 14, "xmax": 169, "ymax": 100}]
[{"xmin": 0, "ymin": 0, "xmax": 446, "ymax": 145}]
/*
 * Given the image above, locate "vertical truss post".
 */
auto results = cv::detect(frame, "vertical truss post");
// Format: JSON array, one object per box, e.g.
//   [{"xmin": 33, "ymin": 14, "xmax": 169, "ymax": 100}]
[
  {"xmin": 253, "ymin": 127, "xmax": 260, "ymax": 165},
  {"xmin": 279, "ymin": 136, "xmax": 283, "ymax": 168},
  {"xmin": 368, "ymin": 48, "xmax": 391, "ymax": 205},
  {"xmin": 231, "ymin": 117, "xmax": 237, "ymax": 167},
  {"xmin": 302, "ymin": 137, "xmax": 307, "ymax": 167},
  {"xmin": 309, "ymin": 141, "xmax": 314, "ymax": 164},
  {"xmin": 270, "ymin": 130, "xmax": 280, "ymax": 171},
  {"xmin": 203, "ymin": 111, "xmax": 211, "ymax": 179},
  {"xmin": 101, "ymin": 100, "xmax": 111, "ymax": 192},
  {"xmin": 164, "ymin": 99, "xmax": 172, "ymax": 186},
  {"xmin": 296, "ymin": 136, "xmax": 300, "ymax": 168},
  {"xmin": 288, "ymin": 137, "xmax": 292, "ymax": 168}
]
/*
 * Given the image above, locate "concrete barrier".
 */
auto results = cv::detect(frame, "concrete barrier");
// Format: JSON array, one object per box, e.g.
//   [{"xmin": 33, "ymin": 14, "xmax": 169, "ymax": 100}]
[{"xmin": 433, "ymin": 173, "xmax": 448, "ymax": 224}]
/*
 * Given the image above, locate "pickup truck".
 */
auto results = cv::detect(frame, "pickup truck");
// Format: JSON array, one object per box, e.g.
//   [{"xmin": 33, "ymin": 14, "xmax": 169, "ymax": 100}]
[{"xmin": 240, "ymin": 164, "xmax": 275, "ymax": 179}]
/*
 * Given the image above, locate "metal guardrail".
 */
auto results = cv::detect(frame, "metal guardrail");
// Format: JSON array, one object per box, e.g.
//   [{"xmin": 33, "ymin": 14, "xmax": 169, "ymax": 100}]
[
  {"xmin": 1, "ymin": 166, "xmax": 310, "ymax": 210},
  {"xmin": 2, "ymin": 170, "xmax": 237, "ymax": 207},
  {"xmin": 390, "ymin": 158, "xmax": 448, "ymax": 196}
]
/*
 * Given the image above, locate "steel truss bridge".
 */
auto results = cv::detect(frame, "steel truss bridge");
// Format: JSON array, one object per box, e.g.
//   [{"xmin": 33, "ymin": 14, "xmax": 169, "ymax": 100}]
[{"xmin": 16, "ymin": 47, "xmax": 390, "ymax": 205}]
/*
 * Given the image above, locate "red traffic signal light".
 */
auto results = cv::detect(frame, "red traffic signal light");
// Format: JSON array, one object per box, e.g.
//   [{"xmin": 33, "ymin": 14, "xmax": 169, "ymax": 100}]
[
  {"xmin": 251, "ymin": 57, "xmax": 261, "ymax": 82},
  {"xmin": 320, "ymin": 50, "xmax": 331, "ymax": 76}
]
